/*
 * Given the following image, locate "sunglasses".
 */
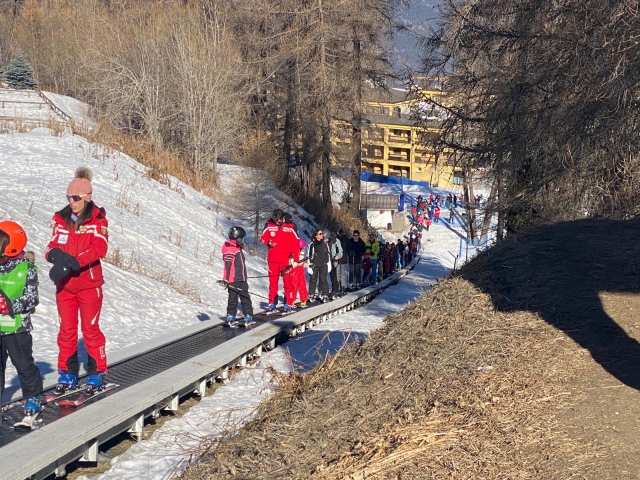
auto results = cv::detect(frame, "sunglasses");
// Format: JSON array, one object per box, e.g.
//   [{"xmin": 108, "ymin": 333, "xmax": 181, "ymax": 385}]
[
  {"xmin": 66, "ymin": 193, "xmax": 91, "ymax": 202},
  {"xmin": 316, "ymin": 232, "xmax": 324, "ymax": 236}
]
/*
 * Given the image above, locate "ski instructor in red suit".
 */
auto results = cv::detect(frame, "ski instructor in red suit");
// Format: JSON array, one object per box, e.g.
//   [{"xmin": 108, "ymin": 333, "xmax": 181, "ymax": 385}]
[
  {"xmin": 45, "ymin": 167, "xmax": 109, "ymax": 393},
  {"xmin": 260, "ymin": 209, "xmax": 299, "ymax": 312}
]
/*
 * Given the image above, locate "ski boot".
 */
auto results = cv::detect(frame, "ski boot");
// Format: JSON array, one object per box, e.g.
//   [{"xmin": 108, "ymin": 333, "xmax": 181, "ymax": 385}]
[
  {"xmin": 282, "ymin": 304, "xmax": 292, "ymax": 313},
  {"xmin": 23, "ymin": 397, "xmax": 41, "ymax": 416},
  {"xmin": 224, "ymin": 315, "xmax": 238, "ymax": 327},
  {"xmin": 56, "ymin": 371, "xmax": 78, "ymax": 394},
  {"xmin": 85, "ymin": 372, "xmax": 106, "ymax": 393},
  {"xmin": 321, "ymin": 296, "xmax": 329, "ymax": 303},
  {"xmin": 268, "ymin": 303, "xmax": 277, "ymax": 313},
  {"xmin": 300, "ymin": 301, "xmax": 307, "ymax": 308},
  {"xmin": 243, "ymin": 315, "xmax": 255, "ymax": 327}
]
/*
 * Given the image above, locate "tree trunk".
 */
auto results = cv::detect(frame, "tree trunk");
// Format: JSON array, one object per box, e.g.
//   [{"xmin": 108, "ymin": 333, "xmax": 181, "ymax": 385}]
[{"xmin": 462, "ymin": 163, "xmax": 476, "ymax": 240}]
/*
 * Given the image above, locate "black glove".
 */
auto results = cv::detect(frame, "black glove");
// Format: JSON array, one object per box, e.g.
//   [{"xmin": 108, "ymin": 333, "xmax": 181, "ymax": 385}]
[
  {"xmin": 49, "ymin": 248, "xmax": 80, "ymax": 271},
  {"xmin": 48, "ymin": 247, "xmax": 64, "ymax": 264},
  {"xmin": 49, "ymin": 263, "xmax": 71, "ymax": 284}
]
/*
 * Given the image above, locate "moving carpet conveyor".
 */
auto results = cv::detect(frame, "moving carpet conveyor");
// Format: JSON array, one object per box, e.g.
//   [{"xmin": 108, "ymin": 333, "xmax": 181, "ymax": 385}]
[{"xmin": 0, "ymin": 257, "xmax": 419, "ymax": 480}]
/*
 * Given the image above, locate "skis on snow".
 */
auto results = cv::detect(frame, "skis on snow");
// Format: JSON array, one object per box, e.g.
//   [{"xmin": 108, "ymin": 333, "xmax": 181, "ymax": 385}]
[{"xmin": 58, "ymin": 383, "xmax": 119, "ymax": 408}]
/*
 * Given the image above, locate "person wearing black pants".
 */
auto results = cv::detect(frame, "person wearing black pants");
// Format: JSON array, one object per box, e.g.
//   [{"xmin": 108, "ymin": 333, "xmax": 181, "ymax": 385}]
[
  {"xmin": 225, "ymin": 280, "xmax": 253, "ymax": 319},
  {"xmin": 0, "ymin": 221, "xmax": 42, "ymax": 416},
  {"xmin": 308, "ymin": 229, "xmax": 331, "ymax": 301},
  {"xmin": 222, "ymin": 226, "xmax": 254, "ymax": 324},
  {"xmin": 1, "ymin": 333, "xmax": 42, "ymax": 401},
  {"xmin": 347, "ymin": 230, "xmax": 367, "ymax": 288}
]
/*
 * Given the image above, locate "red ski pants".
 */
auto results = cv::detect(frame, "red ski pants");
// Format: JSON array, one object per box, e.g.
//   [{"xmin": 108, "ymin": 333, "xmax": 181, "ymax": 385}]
[
  {"xmin": 56, "ymin": 287, "xmax": 107, "ymax": 374},
  {"xmin": 268, "ymin": 261, "xmax": 293, "ymax": 305},
  {"xmin": 287, "ymin": 265, "xmax": 308, "ymax": 304}
]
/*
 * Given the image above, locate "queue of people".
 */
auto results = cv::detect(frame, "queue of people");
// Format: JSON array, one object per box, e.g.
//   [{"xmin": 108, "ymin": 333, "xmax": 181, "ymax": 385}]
[
  {"xmin": 2, "ymin": 182, "xmax": 433, "ymax": 418},
  {"xmin": 245, "ymin": 209, "xmax": 422, "ymax": 314}
]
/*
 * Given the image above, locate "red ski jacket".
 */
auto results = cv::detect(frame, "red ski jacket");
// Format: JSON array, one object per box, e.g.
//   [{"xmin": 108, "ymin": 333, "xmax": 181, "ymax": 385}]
[
  {"xmin": 222, "ymin": 239, "xmax": 247, "ymax": 283},
  {"xmin": 260, "ymin": 220, "xmax": 299, "ymax": 263},
  {"xmin": 45, "ymin": 202, "xmax": 109, "ymax": 293}
]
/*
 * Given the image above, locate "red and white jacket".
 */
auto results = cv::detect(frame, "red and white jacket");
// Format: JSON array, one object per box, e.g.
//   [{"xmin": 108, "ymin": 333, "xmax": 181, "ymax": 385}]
[
  {"xmin": 260, "ymin": 220, "xmax": 299, "ymax": 263},
  {"xmin": 222, "ymin": 239, "xmax": 247, "ymax": 283},
  {"xmin": 45, "ymin": 202, "xmax": 109, "ymax": 292}
]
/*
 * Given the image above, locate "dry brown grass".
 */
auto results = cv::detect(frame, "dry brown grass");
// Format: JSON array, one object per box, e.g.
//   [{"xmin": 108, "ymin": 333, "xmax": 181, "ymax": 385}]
[
  {"xmin": 302, "ymin": 195, "xmax": 368, "ymax": 235},
  {"xmin": 85, "ymin": 118, "xmax": 216, "ymax": 196},
  {"xmin": 105, "ymin": 246, "xmax": 201, "ymax": 303},
  {"xmin": 182, "ymin": 276, "xmax": 594, "ymax": 480}
]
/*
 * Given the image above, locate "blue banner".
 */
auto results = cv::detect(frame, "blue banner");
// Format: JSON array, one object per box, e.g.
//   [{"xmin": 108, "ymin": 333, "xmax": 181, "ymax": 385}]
[{"xmin": 360, "ymin": 171, "xmax": 430, "ymax": 189}]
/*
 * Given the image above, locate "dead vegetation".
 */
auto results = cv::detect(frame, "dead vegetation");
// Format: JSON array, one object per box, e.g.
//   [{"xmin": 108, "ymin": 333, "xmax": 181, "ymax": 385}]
[
  {"xmin": 182, "ymin": 275, "xmax": 594, "ymax": 479},
  {"xmin": 182, "ymin": 218, "xmax": 640, "ymax": 478}
]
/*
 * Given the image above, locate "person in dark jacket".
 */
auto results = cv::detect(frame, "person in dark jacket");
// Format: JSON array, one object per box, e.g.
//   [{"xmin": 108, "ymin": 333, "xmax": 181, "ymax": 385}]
[
  {"xmin": 396, "ymin": 239, "xmax": 404, "ymax": 269},
  {"xmin": 308, "ymin": 229, "xmax": 331, "ymax": 301},
  {"xmin": 222, "ymin": 226, "xmax": 253, "ymax": 326},
  {"xmin": 347, "ymin": 230, "xmax": 366, "ymax": 288}
]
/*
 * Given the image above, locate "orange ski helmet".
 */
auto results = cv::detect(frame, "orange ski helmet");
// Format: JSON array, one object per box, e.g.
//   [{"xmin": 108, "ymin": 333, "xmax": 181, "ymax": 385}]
[{"xmin": 0, "ymin": 220, "xmax": 27, "ymax": 257}]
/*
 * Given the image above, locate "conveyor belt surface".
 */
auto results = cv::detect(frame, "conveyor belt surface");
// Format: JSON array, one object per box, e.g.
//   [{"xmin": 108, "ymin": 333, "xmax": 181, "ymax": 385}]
[{"xmin": 0, "ymin": 319, "xmax": 262, "ymax": 447}]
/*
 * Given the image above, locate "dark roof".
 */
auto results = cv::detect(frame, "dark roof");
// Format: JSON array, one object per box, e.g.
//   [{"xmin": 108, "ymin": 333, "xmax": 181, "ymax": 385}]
[{"xmin": 361, "ymin": 194, "xmax": 400, "ymax": 210}]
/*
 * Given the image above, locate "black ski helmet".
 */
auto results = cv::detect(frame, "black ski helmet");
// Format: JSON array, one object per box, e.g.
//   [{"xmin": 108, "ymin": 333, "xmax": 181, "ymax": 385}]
[{"xmin": 229, "ymin": 226, "xmax": 246, "ymax": 245}]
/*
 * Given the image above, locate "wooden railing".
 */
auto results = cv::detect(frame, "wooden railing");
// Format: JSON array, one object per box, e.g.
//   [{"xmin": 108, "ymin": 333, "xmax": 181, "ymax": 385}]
[{"xmin": 38, "ymin": 91, "xmax": 72, "ymax": 122}]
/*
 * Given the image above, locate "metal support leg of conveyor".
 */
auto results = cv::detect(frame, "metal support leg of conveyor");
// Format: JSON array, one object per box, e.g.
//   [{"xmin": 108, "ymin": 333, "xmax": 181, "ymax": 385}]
[
  {"xmin": 79, "ymin": 439, "xmax": 98, "ymax": 462},
  {"xmin": 128, "ymin": 413, "xmax": 144, "ymax": 441},
  {"xmin": 216, "ymin": 366, "xmax": 229, "ymax": 382},
  {"xmin": 165, "ymin": 393, "xmax": 179, "ymax": 412},
  {"xmin": 196, "ymin": 378, "xmax": 207, "ymax": 398}
]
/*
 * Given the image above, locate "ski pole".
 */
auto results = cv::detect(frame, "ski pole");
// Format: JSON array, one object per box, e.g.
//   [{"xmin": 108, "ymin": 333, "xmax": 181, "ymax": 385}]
[{"xmin": 216, "ymin": 280, "xmax": 271, "ymax": 301}]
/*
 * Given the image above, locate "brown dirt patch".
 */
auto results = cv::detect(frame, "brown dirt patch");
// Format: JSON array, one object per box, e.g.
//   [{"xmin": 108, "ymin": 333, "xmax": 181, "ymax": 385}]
[{"xmin": 181, "ymin": 217, "xmax": 640, "ymax": 479}]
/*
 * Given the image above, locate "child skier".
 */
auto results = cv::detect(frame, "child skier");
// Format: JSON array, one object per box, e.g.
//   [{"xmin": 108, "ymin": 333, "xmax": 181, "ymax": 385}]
[
  {"xmin": 0, "ymin": 221, "xmax": 42, "ymax": 416},
  {"xmin": 287, "ymin": 239, "xmax": 309, "ymax": 307},
  {"xmin": 222, "ymin": 226, "xmax": 254, "ymax": 326},
  {"xmin": 361, "ymin": 252, "xmax": 373, "ymax": 285}
]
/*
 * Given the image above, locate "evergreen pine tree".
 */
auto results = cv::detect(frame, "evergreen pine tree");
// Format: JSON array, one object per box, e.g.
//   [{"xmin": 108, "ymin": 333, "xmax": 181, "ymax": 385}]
[{"xmin": 3, "ymin": 53, "xmax": 37, "ymax": 90}]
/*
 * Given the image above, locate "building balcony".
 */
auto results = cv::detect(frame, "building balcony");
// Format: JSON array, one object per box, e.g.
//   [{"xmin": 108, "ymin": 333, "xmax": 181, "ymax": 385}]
[
  {"xmin": 388, "ymin": 135, "xmax": 411, "ymax": 144},
  {"xmin": 388, "ymin": 154, "xmax": 410, "ymax": 162},
  {"xmin": 362, "ymin": 155, "xmax": 385, "ymax": 162}
]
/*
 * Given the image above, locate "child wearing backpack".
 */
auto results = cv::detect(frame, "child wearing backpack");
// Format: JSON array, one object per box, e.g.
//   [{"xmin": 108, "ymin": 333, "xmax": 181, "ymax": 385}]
[
  {"xmin": 222, "ymin": 226, "xmax": 254, "ymax": 327},
  {"xmin": 0, "ymin": 221, "xmax": 42, "ymax": 416}
]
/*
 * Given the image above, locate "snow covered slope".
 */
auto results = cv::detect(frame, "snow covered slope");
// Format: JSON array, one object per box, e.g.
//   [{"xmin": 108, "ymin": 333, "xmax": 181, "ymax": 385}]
[{"xmin": 0, "ymin": 120, "xmax": 315, "ymax": 399}]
